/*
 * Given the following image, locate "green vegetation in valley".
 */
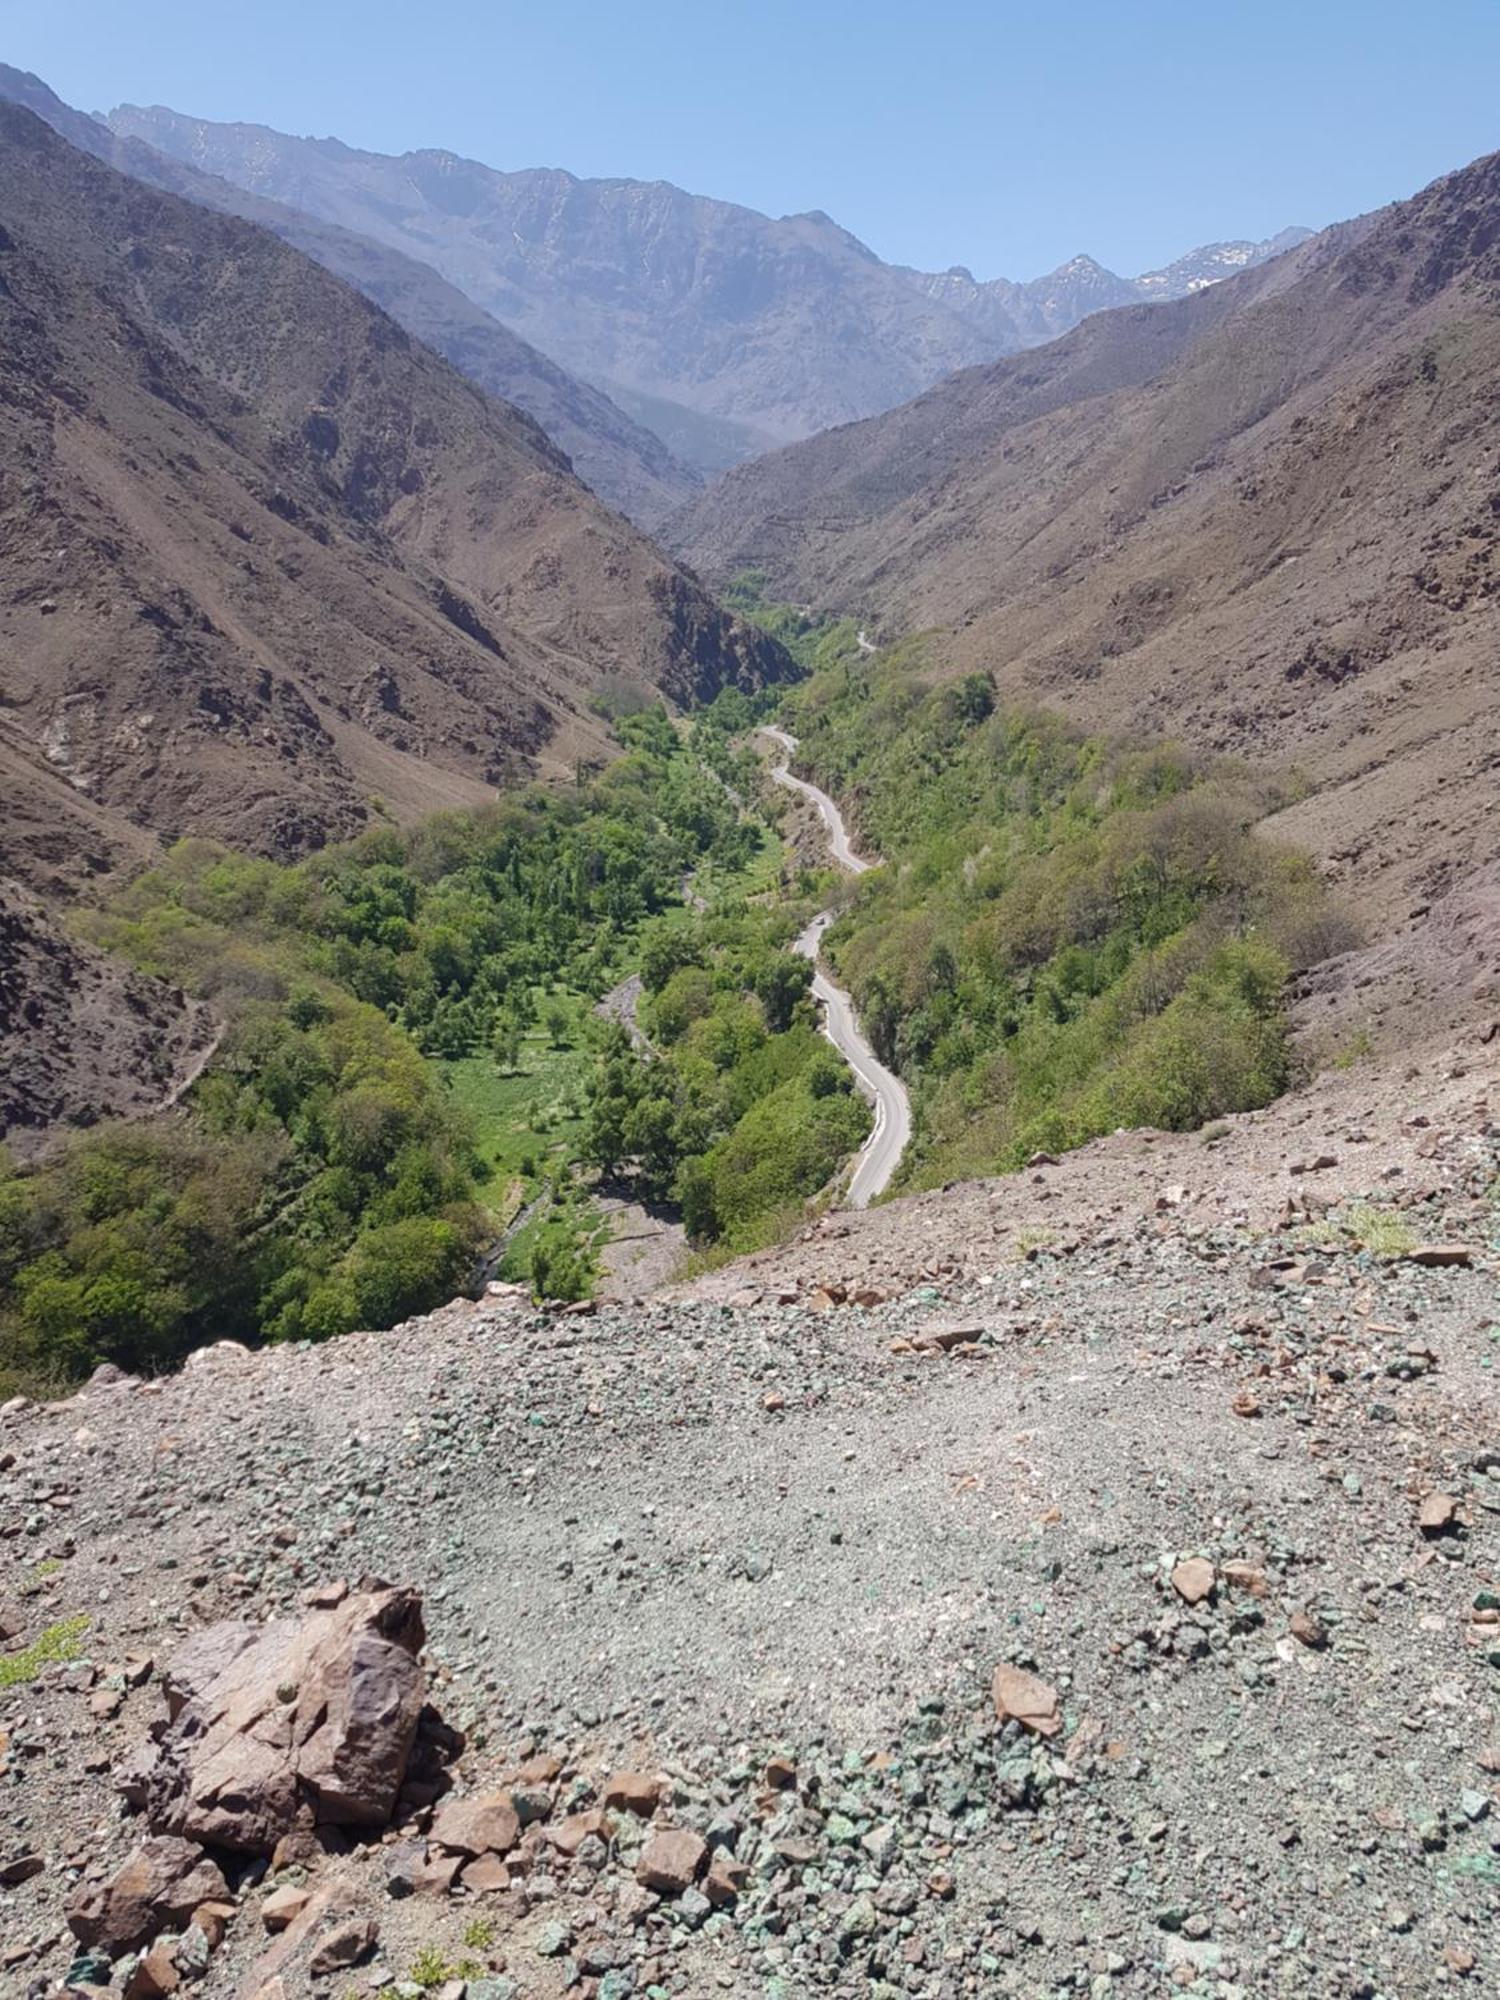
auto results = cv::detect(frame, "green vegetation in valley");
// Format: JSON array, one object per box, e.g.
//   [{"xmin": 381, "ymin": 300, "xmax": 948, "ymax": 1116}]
[
  {"xmin": 721, "ymin": 572, "xmax": 867, "ymax": 678},
  {"xmin": 0, "ymin": 706, "xmax": 854, "ymax": 1393},
  {"xmin": 777, "ymin": 649, "xmax": 1358, "ymax": 1191},
  {"xmin": 581, "ymin": 902, "xmax": 870, "ymax": 1256}
]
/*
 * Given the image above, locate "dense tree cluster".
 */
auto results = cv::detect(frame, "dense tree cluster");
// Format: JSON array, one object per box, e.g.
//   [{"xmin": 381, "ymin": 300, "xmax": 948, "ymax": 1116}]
[
  {"xmin": 0, "ymin": 707, "xmax": 816, "ymax": 1391},
  {"xmin": 581, "ymin": 906, "xmax": 868, "ymax": 1251},
  {"xmin": 779, "ymin": 651, "xmax": 1356, "ymax": 1190}
]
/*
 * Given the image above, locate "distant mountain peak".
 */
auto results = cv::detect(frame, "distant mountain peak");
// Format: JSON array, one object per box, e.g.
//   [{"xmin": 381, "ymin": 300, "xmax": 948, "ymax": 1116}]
[{"xmin": 101, "ymin": 94, "xmax": 1316, "ymax": 470}]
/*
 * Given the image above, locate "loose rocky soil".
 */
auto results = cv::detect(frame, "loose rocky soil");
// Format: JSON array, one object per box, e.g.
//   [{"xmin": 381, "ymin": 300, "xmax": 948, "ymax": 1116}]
[{"xmin": 3, "ymin": 1041, "xmax": 1499, "ymax": 1999}]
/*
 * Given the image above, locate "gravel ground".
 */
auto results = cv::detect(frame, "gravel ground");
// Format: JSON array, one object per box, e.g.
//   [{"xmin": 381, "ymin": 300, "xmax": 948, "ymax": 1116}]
[{"xmin": 2, "ymin": 1057, "xmax": 1499, "ymax": 1999}]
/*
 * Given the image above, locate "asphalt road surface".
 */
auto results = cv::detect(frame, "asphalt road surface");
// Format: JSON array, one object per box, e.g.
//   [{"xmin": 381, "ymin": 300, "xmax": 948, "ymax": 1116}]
[{"xmin": 762, "ymin": 728, "xmax": 911, "ymax": 1206}]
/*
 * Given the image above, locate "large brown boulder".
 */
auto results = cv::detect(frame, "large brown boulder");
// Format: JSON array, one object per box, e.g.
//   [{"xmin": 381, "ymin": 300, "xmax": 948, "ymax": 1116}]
[
  {"xmin": 67, "ymin": 1835, "xmax": 228, "ymax": 1953},
  {"xmin": 130, "ymin": 1584, "xmax": 426, "ymax": 1853}
]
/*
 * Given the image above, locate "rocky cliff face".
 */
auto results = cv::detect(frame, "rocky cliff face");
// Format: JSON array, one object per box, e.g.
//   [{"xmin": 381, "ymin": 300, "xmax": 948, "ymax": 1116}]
[{"xmin": 106, "ymin": 100, "xmax": 1309, "ymax": 470}]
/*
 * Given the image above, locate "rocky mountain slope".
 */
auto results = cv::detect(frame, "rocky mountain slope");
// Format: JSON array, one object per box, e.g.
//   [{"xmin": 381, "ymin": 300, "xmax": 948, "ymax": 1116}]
[
  {"xmin": 900, "ymin": 227, "xmax": 1312, "ymax": 347},
  {"xmin": 0, "ymin": 104, "xmax": 789, "ymax": 888},
  {"xmin": 0, "ymin": 67, "xmax": 699, "ymax": 526},
  {"xmin": 0, "ymin": 883, "xmax": 217, "ymax": 1159},
  {"xmin": 105, "ymin": 100, "xmax": 1307, "ymax": 470},
  {"xmin": 671, "ymin": 147, "xmax": 1500, "ymax": 928},
  {"xmin": 3, "ymin": 1032, "xmax": 1497, "ymax": 1996}
]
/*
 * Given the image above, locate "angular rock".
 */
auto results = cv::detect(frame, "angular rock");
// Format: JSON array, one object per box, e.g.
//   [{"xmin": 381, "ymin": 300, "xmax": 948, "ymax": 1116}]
[
  {"xmin": 125, "ymin": 1943, "xmax": 181, "ymax": 1999},
  {"xmin": 1289, "ymin": 1608, "xmax": 1328, "ymax": 1650},
  {"xmin": 991, "ymin": 1663, "xmax": 1063, "ymax": 1738},
  {"xmin": 704, "ymin": 1851, "xmax": 750, "ymax": 1906},
  {"xmin": 460, "ymin": 1853, "xmax": 512, "ymax": 1894},
  {"xmin": 67, "ymin": 1836, "xmax": 229, "ymax": 1954},
  {"xmin": 636, "ymin": 1826, "xmax": 708, "ymax": 1895},
  {"xmin": 1221, "ymin": 1561, "xmax": 1269, "ymax": 1598},
  {"xmin": 137, "ymin": 1584, "xmax": 426, "ymax": 1852},
  {"xmin": 1419, "ymin": 1493, "xmax": 1460, "ymax": 1537},
  {"xmin": 261, "ymin": 1883, "xmax": 312, "ymax": 1933},
  {"xmin": 308, "ymin": 1917, "xmax": 378, "ymax": 1976},
  {"xmin": 920, "ymin": 1319, "xmax": 986, "ymax": 1351},
  {"xmin": 429, "ymin": 1790, "xmax": 520, "ymax": 1857},
  {"xmin": 544, "ymin": 1808, "xmax": 611, "ymax": 1857},
  {"xmin": 602, "ymin": 1769, "xmax": 665, "ymax": 1815}
]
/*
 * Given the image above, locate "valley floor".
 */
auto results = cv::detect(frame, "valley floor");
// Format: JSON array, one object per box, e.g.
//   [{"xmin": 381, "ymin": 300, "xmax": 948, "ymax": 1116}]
[{"xmin": 3, "ymin": 1031, "xmax": 1498, "ymax": 1996}]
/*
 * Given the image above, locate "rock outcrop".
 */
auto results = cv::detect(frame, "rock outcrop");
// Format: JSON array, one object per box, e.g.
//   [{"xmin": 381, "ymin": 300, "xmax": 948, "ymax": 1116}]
[{"xmin": 128, "ymin": 1584, "xmax": 427, "ymax": 1853}]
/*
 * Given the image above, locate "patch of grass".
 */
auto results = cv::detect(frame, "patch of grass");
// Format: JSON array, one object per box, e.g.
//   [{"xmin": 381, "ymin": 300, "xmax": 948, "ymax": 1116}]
[
  {"xmin": 1332, "ymin": 1027, "xmax": 1376, "ymax": 1071},
  {"xmin": 0, "ymin": 1613, "xmax": 90, "ymax": 1689},
  {"xmin": 406, "ymin": 1947, "xmax": 481, "ymax": 1990},
  {"xmin": 1012, "ymin": 1226, "xmax": 1057, "ymax": 1261},
  {"xmin": 462, "ymin": 1916, "xmax": 497, "ymax": 1951},
  {"xmin": 1297, "ymin": 1219, "xmax": 1340, "ymax": 1248},
  {"xmin": 1344, "ymin": 1203, "xmax": 1418, "ymax": 1258},
  {"xmin": 690, "ymin": 821, "xmax": 785, "ymax": 906},
  {"xmin": 439, "ymin": 986, "xmax": 596, "ymax": 1205}
]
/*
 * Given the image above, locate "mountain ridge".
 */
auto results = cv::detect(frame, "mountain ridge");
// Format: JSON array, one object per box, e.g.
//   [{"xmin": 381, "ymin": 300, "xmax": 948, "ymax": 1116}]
[
  {"xmin": 0, "ymin": 101, "xmax": 790, "ymax": 890},
  {"xmin": 668, "ymin": 144, "xmax": 1500, "ymax": 926},
  {"xmin": 0, "ymin": 66, "xmax": 701, "ymax": 526},
  {"xmin": 105, "ymin": 98, "xmax": 1311, "ymax": 468}
]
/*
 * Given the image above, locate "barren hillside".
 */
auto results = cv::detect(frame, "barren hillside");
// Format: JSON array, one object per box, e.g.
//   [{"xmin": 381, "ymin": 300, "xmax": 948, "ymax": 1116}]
[
  {"xmin": 0, "ymin": 66, "xmax": 700, "ymax": 526},
  {"xmin": 2, "ymin": 1034, "xmax": 1497, "ymax": 1995},
  {"xmin": 671, "ymin": 149, "xmax": 1500, "ymax": 924},
  {"xmin": 0, "ymin": 105, "xmax": 790, "ymax": 887}
]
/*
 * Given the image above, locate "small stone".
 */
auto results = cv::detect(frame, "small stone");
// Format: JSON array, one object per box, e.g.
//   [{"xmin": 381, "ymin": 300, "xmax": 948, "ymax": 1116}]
[
  {"xmin": 1171, "ymin": 1558, "xmax": 1215, "ymax": 1606},
  {"xmin": 704, "ymin": 1852, "xmax": 750, "ymax": 1906},
  {"xmin": 1221, "ymin": 1562, "xmax": 1269, "ymax": 1598},
  {"xmin": 261, "ymin": 1883, "xmax": 313, "ymax": 1932},
  {"xmin": 1418, "ymin": 1493, "xmax": 1460, "ymax": 1538},
  {"xmin": 535, "ymin": 1918, "xmax": 573, "ymax": 1958},
  {"xmin": 991, "ymin": 1663, "xmax": 1062, "ymax": 1737},
  {"xmin": 430, "ymin": 1790, "xmax": 520, "ymax": 1857},
  {"xmin": 460, "ymin": 1853, "xmax": 512, "ymax": 1893},
  {"xmin": 544, "ymin": 1807, "xmax": 611, "ymax": 1856},
  {"xmin": 1288, "ymin": 1608, "xmax": 1327, "ymax": 1650},
  {"xmin": 126, "ymin": 1943, "xmax": 181, "ymax": 1999},
  {"xmin": 637, "ymin": 1827, "xmax": 708, "ymax": 1895},
  {"xmin": 602, "ymin": 1769, "xmax": 665, "ymax": 1815}
]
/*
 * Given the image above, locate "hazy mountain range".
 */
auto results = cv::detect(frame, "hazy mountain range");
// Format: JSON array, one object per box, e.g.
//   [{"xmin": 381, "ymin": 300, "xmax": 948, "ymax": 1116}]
[
  {"xmin": 105, "ymin": 100, "xmax": 1310, "ymax": 473},
  {"xmin": 0, "ymin": 66, "xmax": 705, "ymax": 525}
]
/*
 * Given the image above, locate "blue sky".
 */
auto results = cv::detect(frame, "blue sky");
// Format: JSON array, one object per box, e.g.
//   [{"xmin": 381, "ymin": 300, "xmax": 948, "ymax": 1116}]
[{"xmin": 9, "ymin": 1, "xmax": 1500, "ymax": 278}]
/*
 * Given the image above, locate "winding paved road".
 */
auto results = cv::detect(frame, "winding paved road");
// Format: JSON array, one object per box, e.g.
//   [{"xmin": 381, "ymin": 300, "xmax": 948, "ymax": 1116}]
[{"xmin": 761, "ymin": 727, "xmax": 911, "ymax": 1207}]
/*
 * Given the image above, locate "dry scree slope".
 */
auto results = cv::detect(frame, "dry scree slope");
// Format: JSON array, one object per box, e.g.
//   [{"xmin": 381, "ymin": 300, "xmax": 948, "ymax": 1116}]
[
  {"xmin": 0, "ymin": 65, "xmax": 700, "ymax": 527},
  {"xmin": 2, "ymin": 1038, "xmax": 1497, "ymax": 1996},
  {"xmin": 0, "ymin": 104, "xmax": 790, "ymax": 888},
  {"xmin": 671, "ymin": 149, "xmax": 1500, "ymax": 931}
]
